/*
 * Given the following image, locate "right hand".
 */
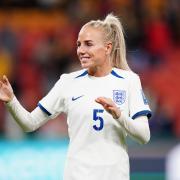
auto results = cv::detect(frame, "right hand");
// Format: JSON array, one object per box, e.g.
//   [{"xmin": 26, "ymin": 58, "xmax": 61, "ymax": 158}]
[
  {"xmin": 0, "ymin": 75, "xmax": 14, "ymax": 103},
  {"xmin": 95, "ymin": 97, "xmax": 121, "ymax": 119}
]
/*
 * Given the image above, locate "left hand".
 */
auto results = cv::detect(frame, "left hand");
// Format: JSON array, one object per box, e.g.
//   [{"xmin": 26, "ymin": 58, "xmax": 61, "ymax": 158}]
[
  {"xmin": 95, "ymin": 97, "xmax": 121, "ymax": 119},
  {"xmin": 0, "ymin": 75, "xmax": 14, "ymax": 103}
]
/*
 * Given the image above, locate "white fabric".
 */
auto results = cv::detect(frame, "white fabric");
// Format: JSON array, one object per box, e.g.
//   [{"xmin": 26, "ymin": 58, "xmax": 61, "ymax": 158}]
[
  {"xmin": 38, "ymin": 68, "xmax": 151, "ymax": 180},
  {"xmin": 166, "ymin": 144, "xmax": 180, "ymax": 180},
  {"xmin": 6, "ymin": 68, "xmax": 151, "ymax": 180},
  {"xmin": 6, "ymin": 96, "xmax": 49, "ymax": 132},
  {"xmin": 128, "ymin": 71, "xmax": 149, "ymax": 118},
  {"xmin": 117, "ymin": 114, "xmax": 150, "ymax": 144}
]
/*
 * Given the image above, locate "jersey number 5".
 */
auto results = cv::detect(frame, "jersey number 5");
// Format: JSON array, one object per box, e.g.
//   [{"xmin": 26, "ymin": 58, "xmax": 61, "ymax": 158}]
[{"xmin": 93, "ymin": 109, "xmax": 104, "ymax": 131}]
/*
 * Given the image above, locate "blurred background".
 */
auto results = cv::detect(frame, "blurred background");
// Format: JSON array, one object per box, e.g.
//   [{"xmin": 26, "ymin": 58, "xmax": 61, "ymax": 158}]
[{"xmin": 0, "ymin": 0, "xmax": 180, "ymax": 179}]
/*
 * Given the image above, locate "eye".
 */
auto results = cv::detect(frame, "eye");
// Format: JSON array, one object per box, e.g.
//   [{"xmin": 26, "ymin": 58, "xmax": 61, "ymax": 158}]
[
  {"xmin": 77, "ymin": 42, "xmax": 81, "ymax": 48},
  {"xmin": 86, "ymin": 42, "xmax": 93, "ymax": 46}
]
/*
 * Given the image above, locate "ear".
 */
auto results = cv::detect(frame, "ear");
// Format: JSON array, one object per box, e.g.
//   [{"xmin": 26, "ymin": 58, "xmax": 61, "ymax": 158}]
[{"xmin": 105, "ymin": 42, "xmax": 112, "ymax": 55}]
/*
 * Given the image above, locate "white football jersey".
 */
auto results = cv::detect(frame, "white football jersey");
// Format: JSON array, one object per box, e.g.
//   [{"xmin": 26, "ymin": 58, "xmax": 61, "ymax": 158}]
[{"xmin": 38, "ymin": 68, "xmax": 151, "ymax": 180}]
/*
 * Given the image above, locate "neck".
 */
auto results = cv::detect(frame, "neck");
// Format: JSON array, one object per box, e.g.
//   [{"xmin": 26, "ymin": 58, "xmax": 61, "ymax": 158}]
[{"xmin": 88, "ymin": 65, "xmax": 113, "ymax": 77}]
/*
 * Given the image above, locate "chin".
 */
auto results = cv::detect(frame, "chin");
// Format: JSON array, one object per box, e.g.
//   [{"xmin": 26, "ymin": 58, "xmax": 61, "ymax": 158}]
[{"xmin": 81, "ymin": 63, "xmax": 92, "ymax": 69}]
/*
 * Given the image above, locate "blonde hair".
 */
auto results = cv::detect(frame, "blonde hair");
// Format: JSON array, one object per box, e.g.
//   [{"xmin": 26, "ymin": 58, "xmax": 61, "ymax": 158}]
[{"xmin": 84, "ymin": 13, "xmax": 131, "ymax": 71}]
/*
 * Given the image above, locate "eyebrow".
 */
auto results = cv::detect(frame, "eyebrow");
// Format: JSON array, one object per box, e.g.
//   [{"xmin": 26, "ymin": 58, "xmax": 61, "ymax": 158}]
[{"xmin": 77, "ymin": 40, "xmax": 93, "ymax": 44}]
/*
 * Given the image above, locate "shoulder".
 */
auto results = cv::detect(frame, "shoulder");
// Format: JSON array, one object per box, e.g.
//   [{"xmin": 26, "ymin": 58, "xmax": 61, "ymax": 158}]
[
  {"xmin": 66, "ymin": 69, "xmax": 88, "ymax": 79},
  {"xmin": 56, "ymin": 69, "xmax": 87, "ymax": 84},
  {"xmin": 113, "ymin": 68, "xmax": 140, "ymax": 81}
]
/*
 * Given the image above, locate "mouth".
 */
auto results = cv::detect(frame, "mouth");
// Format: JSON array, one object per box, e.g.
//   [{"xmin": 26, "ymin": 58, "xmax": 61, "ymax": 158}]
[
  {"xmin": 80, "ymin": 56, "xmax": 90, "ymax": 60},
  {"xmin": 80, "ymin": 57, "xmax": 90, "ymax": 62}
]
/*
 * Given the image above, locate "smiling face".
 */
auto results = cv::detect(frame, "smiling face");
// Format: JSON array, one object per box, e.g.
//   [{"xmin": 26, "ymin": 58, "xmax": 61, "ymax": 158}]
[{"xmin": 77, "ymin": 25, "xmax": 112, "ymax": 75}]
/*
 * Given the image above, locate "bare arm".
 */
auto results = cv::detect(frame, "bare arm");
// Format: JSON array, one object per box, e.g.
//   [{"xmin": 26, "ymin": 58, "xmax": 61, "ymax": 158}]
[{"xmin": 95, "ymin": 97, "xmax": 150, "ymax": 144}]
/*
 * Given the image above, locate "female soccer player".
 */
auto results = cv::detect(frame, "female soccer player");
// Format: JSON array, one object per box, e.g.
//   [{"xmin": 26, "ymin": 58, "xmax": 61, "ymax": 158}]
[{"xmin": 0, "ymin": 14, "xmax": 151, "ymax": 180}]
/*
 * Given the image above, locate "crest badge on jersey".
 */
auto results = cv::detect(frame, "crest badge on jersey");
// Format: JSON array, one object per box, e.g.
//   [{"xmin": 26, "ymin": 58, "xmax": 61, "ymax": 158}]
[{"xmin": 113, "ymin": 90, "xmax": 126, "ymax": 105}]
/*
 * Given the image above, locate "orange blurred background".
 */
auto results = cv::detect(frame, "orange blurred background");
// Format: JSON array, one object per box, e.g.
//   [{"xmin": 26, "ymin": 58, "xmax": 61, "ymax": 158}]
[{"xmin": 0, "ymin": 0, "xmax": 180, "ymax": 179}]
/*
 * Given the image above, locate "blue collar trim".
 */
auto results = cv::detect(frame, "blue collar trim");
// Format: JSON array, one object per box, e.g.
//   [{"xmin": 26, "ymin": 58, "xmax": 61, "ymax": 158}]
[
  {"xmin": 75, "ymin": 70, "xmax": 88, "ymax": 78},
  {"xmin": 75, "ymin": 69, "xmax": 124, "ymax": 79},
  {"xmin": 111, "ymin": 70, "xmax": 124, "ymax": 79}
]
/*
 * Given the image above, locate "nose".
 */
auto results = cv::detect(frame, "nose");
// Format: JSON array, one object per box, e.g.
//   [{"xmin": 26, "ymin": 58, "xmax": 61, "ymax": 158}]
[{"xmin": 77, "ymin": 45, "xmax": 85, "ymax": 55}]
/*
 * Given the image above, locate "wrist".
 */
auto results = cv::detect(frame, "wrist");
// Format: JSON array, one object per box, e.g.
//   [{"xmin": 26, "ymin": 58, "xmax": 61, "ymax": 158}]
[
  {"xmin": 114, "ymin": 109, "xmax": 121, "ymax": 119},
  {"xmin": 5, "ymin": 94, "xmax": 15, "ymax": 104}
]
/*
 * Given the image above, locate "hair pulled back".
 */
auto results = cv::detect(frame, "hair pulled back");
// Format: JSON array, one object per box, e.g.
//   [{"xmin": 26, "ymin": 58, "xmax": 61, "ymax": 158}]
[{"xmin": 85, "ymin": 13, "xmax": 130, "ymax": 70}]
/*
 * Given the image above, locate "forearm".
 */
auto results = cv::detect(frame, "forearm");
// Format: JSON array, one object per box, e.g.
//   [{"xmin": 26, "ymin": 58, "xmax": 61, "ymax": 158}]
[
  {"xmin": 117, "ymin": 114, "xmax": 150, "ymax": 144},
  {"xmin": 5, "ymin": 96, "xmax": 50, "ymax": 132}
]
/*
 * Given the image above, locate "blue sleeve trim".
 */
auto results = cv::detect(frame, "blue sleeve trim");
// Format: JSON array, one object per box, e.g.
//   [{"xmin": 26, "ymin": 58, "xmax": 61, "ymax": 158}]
[
  {"xmin": 38, "ymin": 103, "xmax": 52, "ymax": 116},
  {"xmin": 111, "ymin": 70, "xmax": 124, "ymax": 79},
  {"xmin": 132, "ymin": 110, "xmax": 152, "ymax": 120},
  {"xmin": 75, "ymin": 70, "xmax": 88, "ymax": 78}
]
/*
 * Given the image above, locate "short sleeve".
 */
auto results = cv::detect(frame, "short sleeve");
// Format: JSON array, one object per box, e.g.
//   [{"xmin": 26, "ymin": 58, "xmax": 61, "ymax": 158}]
[
  {"xmin": 38, "ymin": 74, "xmax": 67, "ymax": 119},
  {"xmin": 129, "ymin": 73, "xmax": 152, "ymax": 120}
]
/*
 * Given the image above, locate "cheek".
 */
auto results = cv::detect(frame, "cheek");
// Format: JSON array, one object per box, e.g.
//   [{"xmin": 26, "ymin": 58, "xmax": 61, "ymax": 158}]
[
  {"xmin": 77, "ymin": 48, "xmax": 80, "ymax": 56},
  {"xmin": 95, "ymin": 50, "xmax": 106, "ymax": 60},
  {"xmin": 92, "ymin": 47, "xmax": 104, "ymax": 56}
]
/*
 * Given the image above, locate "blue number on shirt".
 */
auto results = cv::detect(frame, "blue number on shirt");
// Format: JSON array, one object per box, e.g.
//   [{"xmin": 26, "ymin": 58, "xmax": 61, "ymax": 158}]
[{"xmin": 93, "ymin": 109, "xmax": 104, "ymax": 131}]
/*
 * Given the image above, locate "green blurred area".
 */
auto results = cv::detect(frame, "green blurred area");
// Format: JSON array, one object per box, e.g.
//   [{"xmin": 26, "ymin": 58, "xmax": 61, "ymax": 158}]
[
  {"xmin": 131, "ymin": 173, "xmax": 164, "ymax": 180},
  {"xmin": 0, "ymin": 138, "xmax": 169, "ymax": 179}
]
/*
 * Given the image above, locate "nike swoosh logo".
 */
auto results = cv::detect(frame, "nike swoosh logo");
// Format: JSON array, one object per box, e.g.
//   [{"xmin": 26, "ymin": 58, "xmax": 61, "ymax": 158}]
[{"xmin": 72, "ymin": 95, "xmax": 84, "ymax": 101}]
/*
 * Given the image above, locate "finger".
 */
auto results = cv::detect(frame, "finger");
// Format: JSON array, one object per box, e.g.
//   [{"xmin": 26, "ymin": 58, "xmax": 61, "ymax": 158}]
[
  {"xmin": 108, "ymin": 107, "xmax": 121, "ymax": 119},
  {"xmin": 95, "ymin": 98, "xmax": 104, "ymax": 105},
  {"xmin": 95, "ymin": 97, "xmax": 106, "ymax": 102},
  {"xmin": 95, "ymin": 98, "xmax": 101, "ymax": 103},
  {"xmin": 108, "ymin": 106, "xmax": 116, "ymax": 112},
  {"xmin": 96, "ymin": 99, "xmax": 116, "ymax": 112},
  {"xmin": 96, "ymin": 97, "xmax": 109, "ymax": 105},
  {"xmin": 96, "ymin": 100, "xmax": 108, "ymax": 107},
  {"xmin": 3, "ymin": 75, "xmax": 9, "ymax": 85},
  {"xmin": 0, "ymin": 81, "xmax": 3, "ymax": 87}
]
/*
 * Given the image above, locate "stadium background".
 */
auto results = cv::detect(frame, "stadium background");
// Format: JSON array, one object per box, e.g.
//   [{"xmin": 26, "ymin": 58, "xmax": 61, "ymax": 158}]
[{"xmin": 0, "ymin": 0, "xmax": 179, "ymax": 179}]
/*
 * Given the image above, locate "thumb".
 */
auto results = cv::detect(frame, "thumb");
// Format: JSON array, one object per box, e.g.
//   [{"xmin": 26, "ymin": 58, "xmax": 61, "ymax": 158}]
[
  {"xmin": 0, "ymin": 81, "xmax": 3, "ymax": 88},
  {"xmin": 3, "ymin": 75, "xmax": 10, "ymax": 85}
]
